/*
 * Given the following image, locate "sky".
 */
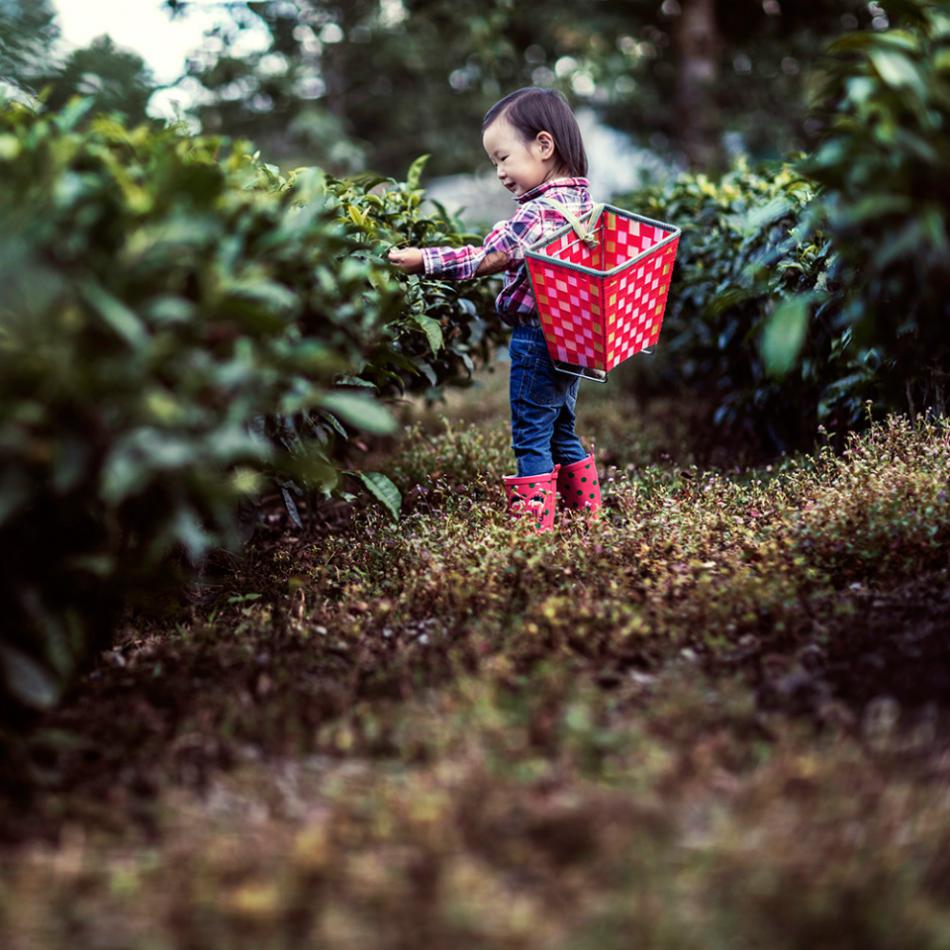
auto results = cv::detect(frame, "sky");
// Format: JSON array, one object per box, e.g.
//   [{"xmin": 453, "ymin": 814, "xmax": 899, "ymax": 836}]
[{"xmin": 48, "ymin": 0, "xmax": 268, "ymax": 119}]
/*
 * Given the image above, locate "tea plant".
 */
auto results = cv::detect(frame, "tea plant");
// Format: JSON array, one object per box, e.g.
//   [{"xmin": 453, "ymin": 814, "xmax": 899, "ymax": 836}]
[
  {"xmin": 616, "ymin": 160, "xmax": 848, "ymax": 452},
  {"xmin": 0, "ymin": 101, "xmax": 502, "ymax": 715},
  {"xmin": 802, "ymin": 1, "xmax": 950, "ymax": 415},
  {"xmin": 616, "ymin": 2, "xmax": 949, "ymax": 452}
]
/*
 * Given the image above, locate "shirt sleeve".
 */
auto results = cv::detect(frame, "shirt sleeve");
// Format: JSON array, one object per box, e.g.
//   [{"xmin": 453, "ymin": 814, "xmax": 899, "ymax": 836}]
[{"xmin": 421, "ymin": 207, "xmax": 540, "ymax": 280}]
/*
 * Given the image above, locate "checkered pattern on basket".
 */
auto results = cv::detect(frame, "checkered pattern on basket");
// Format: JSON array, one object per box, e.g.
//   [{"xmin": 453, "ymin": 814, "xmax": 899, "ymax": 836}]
[
  {"xmin": 525, "ymin": 206, "xmax": 679, "ymax": 374},
  {"xmin": 530, "ymin": 266, "xmax": 605, "ymax": 368},
  {"xmin": 604, "ymin": 237, "xmax": 679, "ymax": 371}
]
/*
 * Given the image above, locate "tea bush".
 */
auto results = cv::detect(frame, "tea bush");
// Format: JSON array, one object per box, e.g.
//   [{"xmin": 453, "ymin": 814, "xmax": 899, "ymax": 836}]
[
  {"xmin": 616, "ymin": 160, "xmax": 849, "ymax": 452},
  {"xmin": 615, "ymin": 2, "xmax": 949, "ymax": 451},
  {"xmin": 316, "ymin": 155, "xmax": 504, "ymax": 398},
  {"xmin": 0, "ymin": 100, "xmax": 501, "ymax": 715},
  {"xmin": 802, "ymin": 1, "xmax": 950, "ymax": 415}
]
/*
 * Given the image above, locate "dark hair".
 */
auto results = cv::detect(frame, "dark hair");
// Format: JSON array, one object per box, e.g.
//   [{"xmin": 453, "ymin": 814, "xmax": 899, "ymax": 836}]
[{"xmin": 482, "ymin": 87, "xmax": 588, "ymax": 178}]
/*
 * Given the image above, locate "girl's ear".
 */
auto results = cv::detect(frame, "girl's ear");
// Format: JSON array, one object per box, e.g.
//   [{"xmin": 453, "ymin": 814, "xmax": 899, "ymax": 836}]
[{"xmin": 535, "ymin": 130, "xmax": 556, "ymax": 158}]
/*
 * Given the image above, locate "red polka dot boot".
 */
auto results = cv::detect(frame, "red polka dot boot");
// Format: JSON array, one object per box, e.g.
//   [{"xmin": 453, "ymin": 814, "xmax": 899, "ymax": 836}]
[
  {"xmin": 502, "ymin": 465, "xmax": 560, "ymax": 534},
  {"xmin": 556, "ymin": 452, "xmax": 601, "ymax": 518}
]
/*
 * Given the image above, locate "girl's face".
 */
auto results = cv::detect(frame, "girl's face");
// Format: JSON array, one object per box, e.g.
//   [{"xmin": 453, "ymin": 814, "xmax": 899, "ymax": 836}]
[{"xmin": 483, "ymin": 117, "xmax": 566, "ymax": 198}]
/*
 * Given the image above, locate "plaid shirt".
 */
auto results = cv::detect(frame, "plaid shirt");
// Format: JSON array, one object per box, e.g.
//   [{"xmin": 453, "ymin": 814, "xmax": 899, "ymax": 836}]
[{"xmin": 421, "ymin": 176, "xmax": 592, "ymax": 327}]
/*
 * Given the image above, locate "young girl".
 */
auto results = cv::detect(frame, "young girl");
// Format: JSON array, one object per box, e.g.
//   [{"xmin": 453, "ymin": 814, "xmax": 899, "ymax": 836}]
[{"xmin": 388, "ymin": 87, "xmax": 601, "ymax": 533}]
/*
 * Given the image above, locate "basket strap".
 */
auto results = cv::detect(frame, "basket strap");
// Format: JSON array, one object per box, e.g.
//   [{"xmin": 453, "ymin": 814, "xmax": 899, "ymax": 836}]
[{"xmin": 535, "ymin": 197, "xmax": 605, "ymax": 249}]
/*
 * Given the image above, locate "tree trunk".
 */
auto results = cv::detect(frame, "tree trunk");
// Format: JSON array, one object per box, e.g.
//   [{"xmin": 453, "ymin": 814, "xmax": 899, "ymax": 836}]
[
  {"xmin": 675, "ymin": 0, "xmax": 720, "ymax": 169},
  {"xmin": 322, "ymin": 41, "xmax": 347, "ymax": 122}
]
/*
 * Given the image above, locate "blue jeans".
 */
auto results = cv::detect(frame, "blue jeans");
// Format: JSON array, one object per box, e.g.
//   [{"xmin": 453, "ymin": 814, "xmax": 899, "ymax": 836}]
[{"xmin": 508, "ymin": 321, "xmax": 589, "ymax": 477}]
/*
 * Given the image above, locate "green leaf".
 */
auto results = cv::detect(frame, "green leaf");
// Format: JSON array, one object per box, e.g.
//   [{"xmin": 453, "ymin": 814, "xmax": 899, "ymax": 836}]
[
  {"xmin": 411, "ymin": 357, "xmax": 438, "ymax": 386},
  {"xmin": 406, "ymin": 154, "xmax": 430, "ymax": 191},
  {"xmin": 317, "ymin": 392, "xmax": 397, "ymax": 435},
  {"xmin": 761, "ymin": 295, "xmax": 810, "ymax": 378},
  {"xmin": 707, "ymin": 286, "xmax": 755, "ymax": 318},
  {"xmin": 868, "ymin": 49, "xmax": 925, "ymax": 95},
  {"xmin": 334, "ymin": 375, "xmax": 377, "ymax": 389},
  {"xmin": 53, "ymin": 96, "xmax": 95, "ymax": 132},
  {"xmin": 80, "ymin": 282, "xmax": 147, "ymax": 348},
  {"xmin": 347, "ymin": 204, "xmax": 369, "ymax": 228},
  {"xmin": 280, "ymin": 485, "xmax": 304, "ymax": 529},
  {"xmin": 872, "ymin": 218, "xmax": 926, "ymax": 269},
  {"xmin": 356, "ymin": 471, "xmax": 402, "ymax": 521},
  {"xmin": 835, "ymin": 194, "xmax": 912, "ymax": 226},
  {"xmin": 413, "ymin": 313, "xmax": 444, "ymax": 356},
  {"xmin": 828, "ymin": 30, "xmax": 919, "ymax": 54},
  {"xmin": 318, "ymin": 408, "xmax": 349, "ymax": 439},
  {"xmin": 742, "ymin": 196, "xmax": 793, "ymax": 232},
  {"xmin": 289, "ymin": 166, "xmax": 327, "ymax": 203},
  {"xmin": 347, "ymin": 172, "xmax": 391, "ymax": 191},
  {"xmin": 221, "ymin": 279, "xmax": 299, "ymax": 319},
  {"xmin": 921, "ymin": 207, "xmax": 948, "ymax": 253},
  {"xmin": 0, "ymin": 645, "xmax": 61, "ymax": 710}
]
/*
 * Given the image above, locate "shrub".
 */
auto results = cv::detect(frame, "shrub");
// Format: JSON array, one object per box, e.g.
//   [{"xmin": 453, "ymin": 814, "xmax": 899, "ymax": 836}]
[
  {"xmin": 614, "ymin": 160, "xmax": 850, "ymax": 452},
  {"xmin": 801, "ymin": 0, "xmax": 950, "ymax": 415},
  {"xmin": 0, "ymin": 101, "xmax": 501, "ymax": 715},
  {"xmin": 614, "ymin": 2, "xmax": 949, "ymax": 451},
  {"xmin": 314, "ymin": 153, "xmax": 505, "ymax": 399}
]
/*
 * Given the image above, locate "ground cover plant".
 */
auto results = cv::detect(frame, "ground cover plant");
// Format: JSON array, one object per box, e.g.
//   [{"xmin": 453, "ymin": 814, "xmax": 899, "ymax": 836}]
[{"xmin": 1, "ymin": 368, "xmax": 949, "ymax": 948}]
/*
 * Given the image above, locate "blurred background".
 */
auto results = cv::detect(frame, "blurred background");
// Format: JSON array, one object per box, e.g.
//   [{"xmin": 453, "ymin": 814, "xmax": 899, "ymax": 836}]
[{"xmin": 2, "ymin": 0, "xmax": 896, "ymax": 224}]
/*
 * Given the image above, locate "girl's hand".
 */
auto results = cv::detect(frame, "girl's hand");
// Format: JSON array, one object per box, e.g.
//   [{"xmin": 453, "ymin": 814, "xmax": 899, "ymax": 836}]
[{"xmin": 387, "ymin": 246, "xmax": 425, "ymax": 274}]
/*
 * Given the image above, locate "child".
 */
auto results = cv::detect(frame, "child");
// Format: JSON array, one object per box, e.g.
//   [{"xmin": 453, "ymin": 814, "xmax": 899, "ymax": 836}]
[{"xmin": 388, "ymin": 87, "xmax": 601, "ymax": 533}]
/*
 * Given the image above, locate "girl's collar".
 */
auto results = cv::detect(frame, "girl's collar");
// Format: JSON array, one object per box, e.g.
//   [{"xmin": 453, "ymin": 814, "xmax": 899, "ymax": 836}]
[{"xmin": 516, "ymin": 176, "xmax": 590, "ymax": 204}]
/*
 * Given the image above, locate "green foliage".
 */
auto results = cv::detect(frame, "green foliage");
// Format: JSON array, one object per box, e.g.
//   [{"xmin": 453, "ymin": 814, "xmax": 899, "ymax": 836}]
[
  {"xmin": 313, "ymin": 153, "xmax": 502, "ymax": 397},
  {"xmin": 801, "ymin": 2, "xmax": 950, "ymax": 411},
  {"xmin": 616, "ymin": 160, "xmax": 850, "ymax": 451},
  {"xmin": 616, "ymin": 5, "xmax": 949, "ymax": 450},
  {"xmin": 0, "ymin": 102, "xmax": 501, "ymax": 715}
]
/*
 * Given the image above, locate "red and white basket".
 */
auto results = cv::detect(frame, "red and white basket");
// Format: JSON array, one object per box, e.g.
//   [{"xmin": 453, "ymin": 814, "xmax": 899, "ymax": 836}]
[{"xmin": 524, "ymin": 202, "xmax": 681, "ymax": 382}]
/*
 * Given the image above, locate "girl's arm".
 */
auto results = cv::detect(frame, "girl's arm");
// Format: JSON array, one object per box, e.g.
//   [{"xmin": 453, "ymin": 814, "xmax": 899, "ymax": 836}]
[
  {"xmin": 387, "ymin": 247, "xmax": 509, "ymax": 276},
  {"xmin": 387, "ymin": 209, "xmax": 536, "ymax": 279}
]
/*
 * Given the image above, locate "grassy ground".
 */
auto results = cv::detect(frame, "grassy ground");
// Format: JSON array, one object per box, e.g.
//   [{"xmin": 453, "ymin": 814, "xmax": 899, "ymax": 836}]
[{"xmin": 2, "ymin": 361, "xmax": 950, "ymax": 949}]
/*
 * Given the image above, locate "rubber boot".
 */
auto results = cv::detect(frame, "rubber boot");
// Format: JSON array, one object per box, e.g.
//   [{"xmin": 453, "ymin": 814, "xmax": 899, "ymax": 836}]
[
  {"xmin": 502, "ymin": 465, "xmax": 560, "ymax": 534},
  {"xmin": 556, "ymin": 452, "xmax": 601, "ymax": 517}
]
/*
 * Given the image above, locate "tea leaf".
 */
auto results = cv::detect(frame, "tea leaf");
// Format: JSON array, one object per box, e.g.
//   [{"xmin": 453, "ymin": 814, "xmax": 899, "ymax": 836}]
[
  {"xmin": 356, "ymin": 470, "xmax": 402, "ymax": 520},
  {"xmin": 762, "ymin": 295, "xmax": 810, "ymax": 378}
]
